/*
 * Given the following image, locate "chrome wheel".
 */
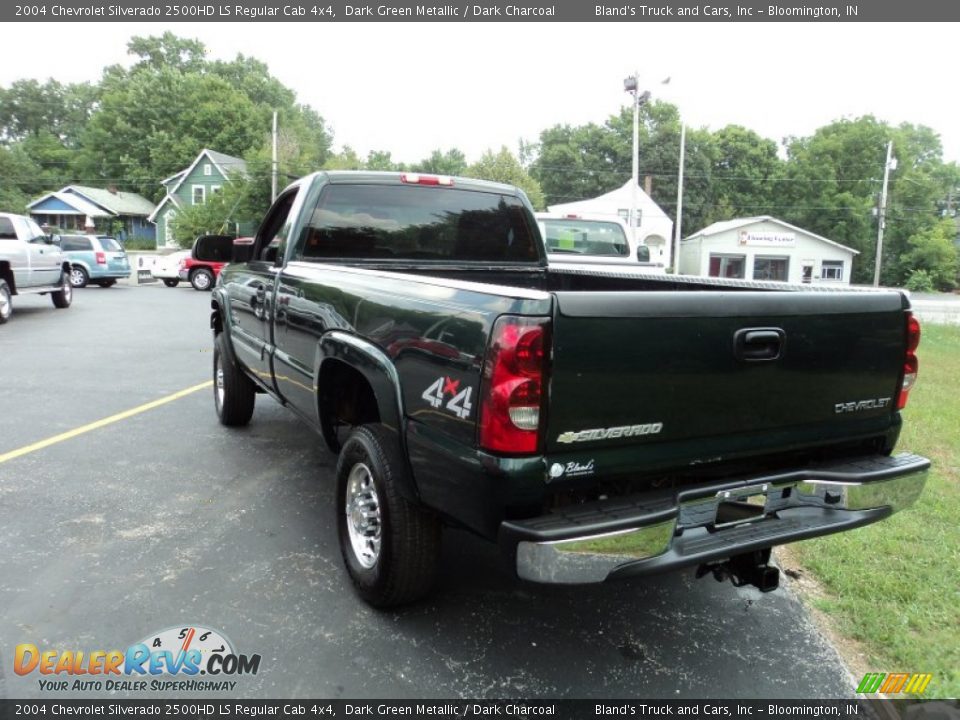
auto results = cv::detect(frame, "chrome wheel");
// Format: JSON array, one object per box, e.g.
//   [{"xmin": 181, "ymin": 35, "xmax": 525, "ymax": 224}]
[
  {"xmin": 345, "ymin": 463, "xmax": 382, "ymax": 569},
  {"xmin": 70, "ymin": 267, "xmax": 88, "ymax": 288},
  {"xmin": 215, "ymin": 360, "xmax": 225, "ymax": 407},
  {"xmin": 0, "ymin": 286, "xmax": 10, "ymax": 321},
  {"xmin": 192, "ymin": 270, "xmax": 213, "ymax": 290}
]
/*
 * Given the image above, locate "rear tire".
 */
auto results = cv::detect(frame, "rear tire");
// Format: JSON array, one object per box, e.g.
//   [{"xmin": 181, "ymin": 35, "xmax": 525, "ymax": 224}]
[
  {"xmin": 0, "ymin": 280, "xmax": 12, "ymax": 324},
  {"xmin": 70, "ymin": 266, "xmax": 88, "ymax": 288},
  {"xmin": 213, "ymin": 332, "xmax": 255, "ymax": 426},
  {"xmin": 163, "ymin": 278, "xmax": 180, "ymax": 288},
  {"xmin": 52, "ymin": 272, "xmax": 72, "ymax": 309},
  {"xmin": 337, "ymin": 425, "xmax": 441, "ymax": 607},
  {"xmin": 190, "ymin": 268, "xmax": 214, "ymax": 291}
]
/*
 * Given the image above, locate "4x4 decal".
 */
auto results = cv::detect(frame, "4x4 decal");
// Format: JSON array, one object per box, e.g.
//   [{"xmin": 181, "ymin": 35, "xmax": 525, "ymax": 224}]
[{"xmin": 422, "ymin": 376, "xmax": 474, "ymax": 419}]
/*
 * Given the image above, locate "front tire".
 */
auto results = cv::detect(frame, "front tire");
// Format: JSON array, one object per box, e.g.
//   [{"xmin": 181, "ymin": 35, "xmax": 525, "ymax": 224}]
[
  {"xmin": 337, "ymin": 425, "xmax": 441, "ymax": 607},
  {"xmin": 52, "ymin": 272, "xmax": 72, "ymax": 309},
  {"xmin": 0, "ymin": 280, "xmax": 12, "ymax": 324},
  {"xmin": 163, "ymin": 278, "xmax": 180, "ymax": 288},
  {"xmin": 213, "ymin": 332, "xmax": 255, "ymax": 426},
  {"xmin": 190, "ymin": 268, "xmax": 214, "ymax": 291},
  {"xmin": 70, "ymin": 266, "xmax": 88, "ymax": 288}
]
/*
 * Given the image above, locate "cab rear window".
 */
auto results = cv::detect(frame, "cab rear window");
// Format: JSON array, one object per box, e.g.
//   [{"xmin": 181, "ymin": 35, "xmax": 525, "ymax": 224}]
[
  {"xmin": 297, "ymin": 184, "xmax": 539, "ymax": 263},
  {"xmin": 0, "ymin": 218, "xmax": 15, "ymax": 240},
  {"xmin": 542, "ymin": 219, "xmax": 628, "ymax": 257}
]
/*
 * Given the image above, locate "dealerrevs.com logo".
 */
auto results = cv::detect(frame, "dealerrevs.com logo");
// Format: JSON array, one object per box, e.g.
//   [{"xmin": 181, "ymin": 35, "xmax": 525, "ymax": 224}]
[{"xmin": 14, "ymin": 625, "xmax": 261, "ymax": 692}]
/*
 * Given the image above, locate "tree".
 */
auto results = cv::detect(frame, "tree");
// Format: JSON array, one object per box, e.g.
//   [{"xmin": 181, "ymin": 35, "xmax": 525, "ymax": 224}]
[
  {"xmin": 365, "ymin": 150, "xmax": 404, "ymax": 171},
  {"xmin": 468, "ymin": 147, "xmax": 545, "ymax": 209},
  {"xmin": 127, "ymin": 32, "xmax": 206, "ymax": 73},
  {"xmin": 898, "ymin": 219, "xmax": 959, "ymax": 291},
  {"xmin": 72, "ymin": 33, "xmax": 331, "ymax": 205},
  {"xmin": 323, "ymin": 146, "xmax": 364, "ymax": 171},
  {"xmin": 782, "ymin": 116, "xmax": 953, "ymax": 284},
  {"xmin": 415, "ymin": 148, "xmax": 467, "ymax": 176},
  {"xmin": 0, "ymin": 145, "xmax": 42, "ymax": 212},
  {"xmin": 76, "ymin": 68, "xmax": 262, "ymax": 200},
  {"xmin": 169, "ymin": 176, "xmax": 257, "ymax": 248}
]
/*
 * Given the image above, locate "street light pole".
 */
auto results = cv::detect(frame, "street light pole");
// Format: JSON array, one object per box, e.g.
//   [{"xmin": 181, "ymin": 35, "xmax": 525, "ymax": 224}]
[{"xmin": 873, "ymin": 140, "xmax": 894, "ymax": 287}]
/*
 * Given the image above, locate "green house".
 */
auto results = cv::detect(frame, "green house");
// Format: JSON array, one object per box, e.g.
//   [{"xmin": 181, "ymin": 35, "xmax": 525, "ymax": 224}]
[{"xmin": 148, "ymin": 149, "xmax": 247, "ymax": 248}]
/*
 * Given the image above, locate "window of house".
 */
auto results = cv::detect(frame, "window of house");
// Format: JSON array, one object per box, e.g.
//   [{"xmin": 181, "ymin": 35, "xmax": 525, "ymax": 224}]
[
  {"xmin": 210, "ymin": 185, "xmax": 222, "ymax": 196},
  {"xmin": 617, "ymin": 208, "xmax": 641, "ymax": 227},
  {"xmin": 821, "ymin": 261, "xmax": 844, "ymax": 281},
  {"xmin": 204, "ymin": 163, "xmax": 212, "ymax": 176},
  {"xmin": 708, "ymin": 254, "xmax": 746, "ymax": 279},
  {"xmin": 192, "ymin": 186, "xmax": 205, "ymax": 205},
  {"xmin": 753, "ymin": 256, "xmax": 789, "ymax": 281}
]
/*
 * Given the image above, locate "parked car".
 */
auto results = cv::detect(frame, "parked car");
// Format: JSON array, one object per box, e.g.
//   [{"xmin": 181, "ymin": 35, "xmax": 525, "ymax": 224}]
[
  {"xmin": 58, "ymin": 234, "xmax": 131, "ymax": 288},
  {"xmin": 535, "ymin": 212, "xmax": 665, "ymax": 271},
  {"xmin": 0, "ymin": 212, "xmax": 72, "ymax": 323},
  {"xmin": 150, "ymin": 251, "xmax": 191, "ymax": 287}
]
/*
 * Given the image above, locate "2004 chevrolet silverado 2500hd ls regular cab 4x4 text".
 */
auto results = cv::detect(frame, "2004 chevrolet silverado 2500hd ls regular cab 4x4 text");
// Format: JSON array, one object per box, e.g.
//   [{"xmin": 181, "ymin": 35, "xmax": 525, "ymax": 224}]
[{"xmin": 209, "ymin": 171, "xmax": 928, "ymax": 607}]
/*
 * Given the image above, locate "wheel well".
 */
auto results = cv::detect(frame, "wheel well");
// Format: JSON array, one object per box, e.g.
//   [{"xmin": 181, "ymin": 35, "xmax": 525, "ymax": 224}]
[
  {"xmin": 0, "ymin": 262, "xmax": 15, "ymax": 294},
  {"xmin": 318, "ymin": 359, "xmax": 381, "ymax": 452}
]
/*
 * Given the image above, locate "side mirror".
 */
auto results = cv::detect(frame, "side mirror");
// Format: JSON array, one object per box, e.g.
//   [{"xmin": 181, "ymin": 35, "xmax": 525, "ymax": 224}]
[
  {"xmin": 43, "ymin": 235, "xmax": 55, "ymax": 245},
  {"xmin": 636, "ymin": 245, "xmax": 651, "ymax": 262}
]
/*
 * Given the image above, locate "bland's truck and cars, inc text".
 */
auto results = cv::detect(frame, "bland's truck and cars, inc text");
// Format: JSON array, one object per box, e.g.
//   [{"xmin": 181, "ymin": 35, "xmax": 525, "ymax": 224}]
[{"xmin": 208, "ymin": 171, "xmax": 928, "ymax": 607}]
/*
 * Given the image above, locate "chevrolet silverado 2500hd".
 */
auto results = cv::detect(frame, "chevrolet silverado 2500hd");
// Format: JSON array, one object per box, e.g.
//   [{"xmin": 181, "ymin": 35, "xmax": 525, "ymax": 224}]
[{"xmin": 210, "ymin": 171, "xmax": 928, "ymax": 607}]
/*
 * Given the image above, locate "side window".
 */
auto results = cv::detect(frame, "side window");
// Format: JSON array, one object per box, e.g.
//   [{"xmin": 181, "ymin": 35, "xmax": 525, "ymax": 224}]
[
  {"xmin": 253, "ymin": 190, "xmax": 298, "ymax": 264},
  {"xmin": 25, "ymin": 218, "xmax": 46, "ymax": 242},
  {"xmin": 0, "ymin": 217, "xmax": 16, "ymax": 240}
]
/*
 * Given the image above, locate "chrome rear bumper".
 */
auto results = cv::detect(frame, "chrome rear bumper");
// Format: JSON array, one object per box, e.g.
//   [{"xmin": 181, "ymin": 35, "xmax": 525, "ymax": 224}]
[{"xmin": 504, "ymin": 453, "xmax": 929, "ymax": 585}]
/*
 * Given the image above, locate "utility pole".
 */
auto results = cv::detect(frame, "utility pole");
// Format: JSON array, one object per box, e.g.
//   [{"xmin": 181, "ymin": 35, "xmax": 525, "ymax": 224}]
[
  {"xmin": 271, "ymin": 110, "xmax": 278, "ymax": 203},
  {"xmin": 623, "ymin": 74, "xmax": 650, "ymax": 247},
  {"xmin": 673, "ymin": 122, "xmax": 685, "ymax": 273},
  {"xmin": 873, "ymin": 140, "xmax": 894, "ymax": 287}
]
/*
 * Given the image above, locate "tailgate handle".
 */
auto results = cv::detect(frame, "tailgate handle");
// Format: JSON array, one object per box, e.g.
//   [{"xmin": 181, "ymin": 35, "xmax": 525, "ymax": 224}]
[{"xmin": 734, "ymin": 328, "xmax": 785, "ymax": 361}]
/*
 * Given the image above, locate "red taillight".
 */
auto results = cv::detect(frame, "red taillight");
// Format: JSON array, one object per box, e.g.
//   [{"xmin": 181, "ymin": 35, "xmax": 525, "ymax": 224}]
[
  {"xmin": 479, "ymin": 316, "xmax": 549, "ymax": 455},
  {"xmin": 897, "ymin": 313, "xmax": 921, "ymax": 410},
  {"xmin": 95, "ymin": 251, "xmax": 106, "ymax": 265},
  {"xmin": 400, "ymin": 173, "xmax": 453, "ymax": 187}
]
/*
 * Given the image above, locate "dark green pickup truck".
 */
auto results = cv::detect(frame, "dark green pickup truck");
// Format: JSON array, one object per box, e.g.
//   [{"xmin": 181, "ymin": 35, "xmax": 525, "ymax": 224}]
[{"xmin": 210, "ymin": 171, "xmax": 928, "ymax": 607}]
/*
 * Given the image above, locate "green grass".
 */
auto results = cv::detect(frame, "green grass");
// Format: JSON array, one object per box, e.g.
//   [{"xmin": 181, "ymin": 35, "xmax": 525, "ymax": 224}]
[{"xmin": 792, "ymin": 323, "xmax": 960, "ymax": 698}]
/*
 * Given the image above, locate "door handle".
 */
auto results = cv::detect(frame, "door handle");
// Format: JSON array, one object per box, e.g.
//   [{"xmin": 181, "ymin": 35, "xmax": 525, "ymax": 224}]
[{"xmin": 734, "ymin": 327, "xmax": 785, "ymax": 361}]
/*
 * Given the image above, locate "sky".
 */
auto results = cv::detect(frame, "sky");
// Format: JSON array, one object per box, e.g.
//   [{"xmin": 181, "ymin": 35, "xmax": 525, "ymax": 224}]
[{"xmin": 6, "ymin": 22, "xmax": 960, "ymax": 166}]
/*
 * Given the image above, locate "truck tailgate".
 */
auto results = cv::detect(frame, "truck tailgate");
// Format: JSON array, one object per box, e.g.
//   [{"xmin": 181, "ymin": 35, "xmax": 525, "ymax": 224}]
[{"xmin": 545, "ymin": 290, "xmax": 908, "ymax": 465}]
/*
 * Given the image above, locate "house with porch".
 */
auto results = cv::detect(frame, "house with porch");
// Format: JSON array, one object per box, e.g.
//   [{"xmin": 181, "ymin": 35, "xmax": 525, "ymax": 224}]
[
  {"xmin": 148, "ymin": 149, "xmax": 248, "ymax": 248},
  {"xmin": 28, "ymin": 186, "xmax": 156, "ymax": 241}
]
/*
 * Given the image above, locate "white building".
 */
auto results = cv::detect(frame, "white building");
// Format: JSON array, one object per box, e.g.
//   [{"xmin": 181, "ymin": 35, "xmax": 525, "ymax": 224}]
[
  {"xmin": 678, "ymin": 216, "xmax": 859, "ymax": 285},
  {"xmin": 547, "ymin": 180, "xmax": 674, "ymax": 268}
]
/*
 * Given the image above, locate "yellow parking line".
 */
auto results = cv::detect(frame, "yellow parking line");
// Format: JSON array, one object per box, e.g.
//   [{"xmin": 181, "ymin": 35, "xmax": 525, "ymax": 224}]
[{"xmin": 0, "ymin": 381, "xmax": 213, "ymax": 465}]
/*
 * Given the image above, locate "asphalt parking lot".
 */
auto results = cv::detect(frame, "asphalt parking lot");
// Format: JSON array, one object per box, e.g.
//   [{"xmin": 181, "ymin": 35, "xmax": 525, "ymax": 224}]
[{"xmin": 0, "ymin": 283, "xmax": 855, "ymax": 700}]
